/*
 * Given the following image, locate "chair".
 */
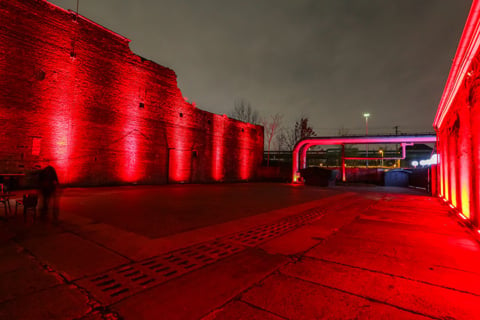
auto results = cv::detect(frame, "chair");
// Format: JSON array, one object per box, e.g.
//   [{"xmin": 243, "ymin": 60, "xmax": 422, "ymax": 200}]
[
  {"xmin": 16, "ymin": 194, "xmax": 38, "ymax": 222},
  {"xmin": 0, "ymin": 194, "xmax": 10, "ymax": 217}
]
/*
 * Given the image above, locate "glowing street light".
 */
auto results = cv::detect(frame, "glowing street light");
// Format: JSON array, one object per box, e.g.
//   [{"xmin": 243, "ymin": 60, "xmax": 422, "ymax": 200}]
[
  {"xmin": 363, "ymin": 113, "xmax": 370, "ymax": 167},
  {"xmin": 378, "ymin": 149, "xmax": 384, "ymax": 167}
]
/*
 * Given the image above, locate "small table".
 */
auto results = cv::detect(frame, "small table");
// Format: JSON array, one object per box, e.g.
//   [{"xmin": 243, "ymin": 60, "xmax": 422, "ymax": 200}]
[
  {"xmin": 0, "ymin": 173, "xmax": 25, "ymax": 193},
  {"xmin": 0, "ymin": 193, "xmax": 16, "ymax": 217},
  {"xmin": 0, "ymin": 173, "xmax": 25, "ymax": 218}
]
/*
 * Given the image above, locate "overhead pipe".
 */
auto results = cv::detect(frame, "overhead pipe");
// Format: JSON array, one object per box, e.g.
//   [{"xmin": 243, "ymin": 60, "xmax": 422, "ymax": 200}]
[{"xmin": 292, "ymin": 135, "xmax": 436, "ymax": 183}]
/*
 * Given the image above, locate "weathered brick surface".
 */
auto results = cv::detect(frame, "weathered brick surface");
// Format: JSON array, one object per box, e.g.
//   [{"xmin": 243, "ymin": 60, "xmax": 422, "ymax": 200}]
[{"xmin": 0, "ymin": 0, "xmax": 263, "ymax": 186}]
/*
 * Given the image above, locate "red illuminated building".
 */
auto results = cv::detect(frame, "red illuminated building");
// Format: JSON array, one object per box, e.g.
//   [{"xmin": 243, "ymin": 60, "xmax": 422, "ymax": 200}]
[
  {"xmin": 434, "ymin": 0, "xmax": 480, "ymax": 227},
  {"xmin": 0, "ymin": 0, "xmax": 263, "ymax": 186}
]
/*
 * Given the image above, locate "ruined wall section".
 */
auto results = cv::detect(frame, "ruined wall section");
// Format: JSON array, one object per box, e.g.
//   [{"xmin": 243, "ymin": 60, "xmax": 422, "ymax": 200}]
[{"xmin": 0, "ymin": 0, "xmax": 263, "ymax": 185}]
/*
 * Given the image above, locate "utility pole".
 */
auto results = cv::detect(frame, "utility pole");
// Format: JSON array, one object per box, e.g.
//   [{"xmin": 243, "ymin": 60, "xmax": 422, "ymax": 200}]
[
  {"xmin": 76, "ymin": 0, "xmax": 80, "ymax": 19},
  {"xmin": 363, "ymin": 113, "xmax": 370, "ymax": 168},
  {"xmin": 394, "ymin": 126, "xmax": 399, "ymax": 136}
]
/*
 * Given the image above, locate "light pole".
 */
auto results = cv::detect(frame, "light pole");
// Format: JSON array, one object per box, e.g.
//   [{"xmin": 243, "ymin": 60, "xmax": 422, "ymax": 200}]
[
  {"xmin": 363, "ymin": 113, "xmax": 370, "ymax": 168},
  {"xmin": 379, "ymin": 149, "xmax": 384, "ymax": 167}
]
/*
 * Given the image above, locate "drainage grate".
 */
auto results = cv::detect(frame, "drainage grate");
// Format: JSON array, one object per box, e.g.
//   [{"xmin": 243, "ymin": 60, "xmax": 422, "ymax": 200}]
[
  {"xmin": 77, "ymin": 240, "xmax": 244, "ymax": 305},
  {"xmin": 78, "ymin": 206, "xmax": 324, "ymax": 304},
  {"xmin": 176, "ymin": 240, "xmax": 244, "ymax": 262},
  {"xmin": 77, "ymin": 264, "xmax": 158, "ymax": 305},
  {"xmin": 225, "ymin": 221, "xmax": 297, "ymax": 246},
  {"xmin": 225, "ymin": 206, "xmax": 324, "ymax": 246},
  {"xmin": 284, "ymin": 207, "xmax": 324, "ymax": 225}
]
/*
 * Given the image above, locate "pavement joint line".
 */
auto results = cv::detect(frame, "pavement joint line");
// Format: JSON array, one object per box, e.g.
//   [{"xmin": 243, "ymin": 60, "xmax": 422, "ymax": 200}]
[
  {"xmin": 277, "ymin": 272, "xmax": 440, "ymax": 320},
  {"xmin": 199, "ymin": 252, "xmax": 293, "ymax": 320},
  {"xmin": 279, "ymin": 203, "xmax": 377, "ymax": 257},
  {"xmin": 58, "ymin": 224, "xmax": 135, "ymax": 263},
  {"xmin": 11, "ymin": 230, "xmax": 70, "ymax": 243},
  {"xmin": 237, "ymin": 299, "xmax": 291, "ymax": 320},
  {"xmin": 0, "ymin": 283, "xmax": 66, "ymax": 306},
  {"xmin": 308, "ymin": 256, "xmax": 480, "ymax": 297},
  {"xmin": 0, "ymin": 244, "xmax": 64, "ymax": 305},
  {"xmin": 0, "ymin": 276, "xmax": 65, "ymax": 306},
  {"xmin": 432, "ymin": 264, "xmax": 480, "ymax": 275},
  {"xmin": 6, "ymin": 239, "xmax": 122, "ymax": 319},
  {"xmin": 14, "ymin": 242, "xmax": 71, "ymax": 284},
  {"xmin": 70, "ymin": 287, "xmax": 121, "ymax": 320},
  {"xmin": 3, "ymin": 217, "xmax": 132, "ymax": 262},
  {"xmin": 5, "ymin": 221, "xmax": 135, "ymax": 281}
]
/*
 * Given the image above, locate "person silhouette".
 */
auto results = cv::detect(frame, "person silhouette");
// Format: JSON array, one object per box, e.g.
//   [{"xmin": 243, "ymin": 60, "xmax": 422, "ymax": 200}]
[{"xmin": 38, "ymin": 165, "xmax": 60, "ymax": 220}]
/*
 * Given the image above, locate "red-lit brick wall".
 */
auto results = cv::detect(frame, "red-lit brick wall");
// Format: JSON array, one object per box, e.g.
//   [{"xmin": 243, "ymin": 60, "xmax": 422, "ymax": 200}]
[
  {"xmin": 0, "ymin": 0, "xmax": 263, "ymax": 186},
  {"xmin": 435, "ymin": 0, "xmax": 480, "ymax": 227},
  {"xmin": 437, "ymin": 56, "xmax": 479, "ymax": 225}
]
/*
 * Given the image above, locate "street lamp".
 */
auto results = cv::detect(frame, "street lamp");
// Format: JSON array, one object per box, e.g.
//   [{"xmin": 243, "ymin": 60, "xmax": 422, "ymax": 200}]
[
  {"xmin": 379, "ymin": 149, "xmax": 384, "ymax": 167},
  {"xmin": 363, "ymin": 113, "xmax": 370, "ymax": 167}
]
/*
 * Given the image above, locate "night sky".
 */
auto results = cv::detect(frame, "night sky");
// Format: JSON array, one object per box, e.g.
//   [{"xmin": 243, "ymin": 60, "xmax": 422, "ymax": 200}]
[{"xmin": 50, "ymin": 0, "xmax": 471, "ymax": 136}]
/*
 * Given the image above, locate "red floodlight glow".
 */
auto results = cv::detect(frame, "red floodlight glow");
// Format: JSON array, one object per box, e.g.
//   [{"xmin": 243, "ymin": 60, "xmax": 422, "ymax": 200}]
[
  {"xmin": 239, "ymin": 127, "xmax": 251, "ymax": 180},
  {"xmin": 212, "ymin": 115, "xmax": 225, "ymax": 181},
  {"xmin": 293, "ymin": 171, "xmax": 301, "ymax": 183},
  {"xmin": 433, "ymin": 0, "xmax": 480, "ymax": 225}
]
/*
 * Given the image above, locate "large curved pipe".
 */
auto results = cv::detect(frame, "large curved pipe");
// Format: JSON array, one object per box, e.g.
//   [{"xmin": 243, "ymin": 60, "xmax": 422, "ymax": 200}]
[
  {"xmin": 299, "ymin": 143, "xmax": 314, "ymax": 169},
  {"xmin": 292, "ymin": 135, "xmax": 436, "ymax": 182}
]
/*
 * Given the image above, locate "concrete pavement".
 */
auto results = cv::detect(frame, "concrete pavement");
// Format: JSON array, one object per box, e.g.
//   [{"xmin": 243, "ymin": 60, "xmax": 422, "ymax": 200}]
[{"xmin": 0, "ymin": 183, "xmax": 479, "ymax": 319}]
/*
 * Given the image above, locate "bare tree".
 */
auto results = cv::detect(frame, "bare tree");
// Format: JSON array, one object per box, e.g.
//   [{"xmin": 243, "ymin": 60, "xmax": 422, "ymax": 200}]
[
  {"xmin": 262, "ymin": 113, "xmax": 283, "ymax": 167},
  {"xmin": 230, "ymin": 99, "xmax": 260, "ymax": 124},
  {"xmin": 278, "ymin": 117, "xmax": 316, "ymax": 151},
  {"xmin": 277, "ymin": 127, "xmax": 298, "ymax": 151},
  {"xmin": 296, "ymin": 117, "xmax": 316, "ymax": 138}
]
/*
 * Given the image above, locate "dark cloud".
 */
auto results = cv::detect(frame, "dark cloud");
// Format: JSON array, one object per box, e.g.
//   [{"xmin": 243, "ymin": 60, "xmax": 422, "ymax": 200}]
[{"xmin": 50, "ymin": 0, "xmax": 471, "ymax": 135}]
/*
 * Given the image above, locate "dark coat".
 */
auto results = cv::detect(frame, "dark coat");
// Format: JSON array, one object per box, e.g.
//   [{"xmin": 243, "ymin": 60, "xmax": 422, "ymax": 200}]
[{"xmin": 39, "ymin": 165, "xmax": 59, "ymax": 194}]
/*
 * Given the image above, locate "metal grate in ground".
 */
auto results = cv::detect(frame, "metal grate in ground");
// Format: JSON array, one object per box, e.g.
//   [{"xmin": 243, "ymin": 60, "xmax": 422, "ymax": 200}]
[
  {"xmin": 76, "ymin": 265, "xmax": 156, "ymax": 305},
  {"xmin": 77, "ymin": 240, "xmax": 244, "ymax": 305},
  {"xmin": 284, "ymin": 207, "xmax": 324, "ymax": 225},
  {"xmin": 225, "ymin": 207, "xmax": 324, "ymax": 246},
  {"xmin": 77, "ymin": 206, "xmax": 324, "ymax": 305}
]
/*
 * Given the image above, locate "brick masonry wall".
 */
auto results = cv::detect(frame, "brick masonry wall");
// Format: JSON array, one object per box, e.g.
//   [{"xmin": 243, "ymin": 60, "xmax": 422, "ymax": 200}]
[
  {"xmin": 0, "ymin": 0, "xmax": 264, "ymax": 186},
  {"xmin": 437, "ymin": 53, "xmax": 480, "ymax": 225}
]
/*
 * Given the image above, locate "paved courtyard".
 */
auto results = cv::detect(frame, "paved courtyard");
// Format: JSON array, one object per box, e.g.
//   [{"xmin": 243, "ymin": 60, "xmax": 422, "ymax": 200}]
[
  {"xmin": 58, "ymin": 183, "xmax": 342, "ymax": 238},
  {"xmin": 0, "ymin": 183, "xmax": 479, "ymax": 319}
]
